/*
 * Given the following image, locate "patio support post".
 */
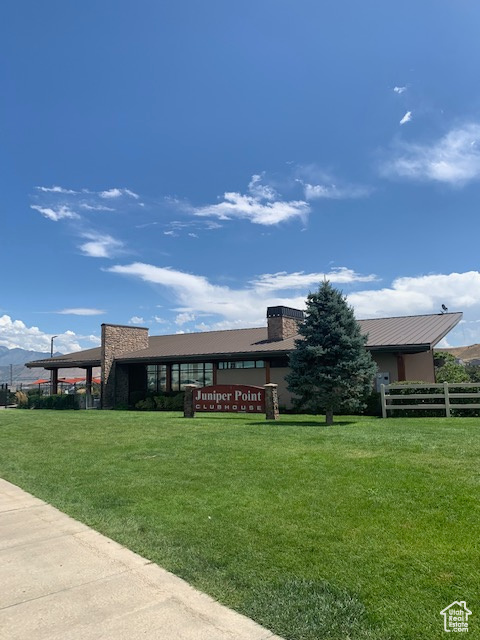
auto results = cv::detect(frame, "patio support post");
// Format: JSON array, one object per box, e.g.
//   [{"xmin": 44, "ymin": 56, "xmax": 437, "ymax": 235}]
[
  {"xmin": 50, "ymin": 369, "xmax": 58, "ymax": 396},
  {"xmin": 396, "ymin": 353, "xmax": 406, "ymax": 381},
  {"xmin": 86, "ymin": 366, "xmax": 93, "ymax": 409}
]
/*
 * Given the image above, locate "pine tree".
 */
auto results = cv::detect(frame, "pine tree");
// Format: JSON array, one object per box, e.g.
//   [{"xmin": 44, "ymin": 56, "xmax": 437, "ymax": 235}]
[{"xmin": 286, "ymin": 281, "xmax": 376, "ymax": 425}]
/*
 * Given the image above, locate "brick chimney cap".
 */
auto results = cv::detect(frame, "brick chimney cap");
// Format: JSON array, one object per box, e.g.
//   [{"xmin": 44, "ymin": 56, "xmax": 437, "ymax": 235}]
[{"xmin": 266, "ymin": 306, "xmax": 304, "ymax": 320}]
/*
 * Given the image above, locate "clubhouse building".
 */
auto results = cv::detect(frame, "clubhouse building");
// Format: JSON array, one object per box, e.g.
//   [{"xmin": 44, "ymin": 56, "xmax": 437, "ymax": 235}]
[{"xmin": 26, "ymin": 306, "xmax": 462, "ymax": 409}]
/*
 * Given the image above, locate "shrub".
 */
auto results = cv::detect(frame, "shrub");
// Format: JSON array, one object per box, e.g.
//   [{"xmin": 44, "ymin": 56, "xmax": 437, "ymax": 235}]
[
  {"xmin": 0, "ymin": 389, "xmax": 15, "ymax": 405},
  {"xmin": 165, "ymin": 392, "xmax": 185, "ymax": 411},
  {"xmin": 134, "ymin": 391, "xmax": 185, "ymax": 411},
  {"xmin": 113, "ymin": 402, "xmax": 129, "ymax": 410},
  {"xmin": 153, "ymin": 395, "xmax": 167, "ymax": 410},
  {"xmin": 29, "ymin": 394, "xmax": 78, "ymax": 410},
  {"xmin": 363, "ymin": 390, "xmax": 382, "ymax": 416},
  {"xmin": 135, "ymin": 397, "xmax": 156, "ymax": 411},
  {"xmin": 129, "ymin": 389, "xmax": 149, "ymax": 406},
  {"xmin": 15, "ymin": 390, "xmax": 29, "ymax": 408}
]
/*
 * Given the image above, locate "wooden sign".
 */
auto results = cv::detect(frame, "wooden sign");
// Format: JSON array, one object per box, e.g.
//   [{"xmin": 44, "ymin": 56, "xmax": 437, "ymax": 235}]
[{"xmin": 193, "ymin": 385, "xmax": 265, "ymax": 413}]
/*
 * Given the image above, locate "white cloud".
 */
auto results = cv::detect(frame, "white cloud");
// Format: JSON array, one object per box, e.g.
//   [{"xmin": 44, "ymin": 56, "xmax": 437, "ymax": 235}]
[
  {"xmin": 124, "ymin": 189, "xmax": 140, "ymax": 200},
  {"xmin": 99, "ymin": 188, "xmax": 123, "ymax": 199},
  {"xmin": 106, "ymin": 263, "xmax": 480, "ymax": 345},
  {"xmin": 251, "ymin": 268, "xmax": 377, "ymax": 291},
  {"xmin": 0, "ymin": 314, "xmax": 88, "ymax": 352},
  {"xmin": 194, "ymin": 192, "xmax": 309, "ymax": 226},
  {"xmin": 99, "ymin": 188, "xmax": 140, "ymax": 199},
  {"xmin": 107, "ymin": 262, "xmax": 375, "ymax": 328},
  {"xmin": 129, "ymin": 316, "xmax": 145, "ymax": 325},
  {"xmin": 399, "ymin": 111, "xmax": 412, "ymax": 125},
  {"xmin": 348, "ymin": 271, "xmax": 480, "ymax": 318},
  {"xmin": 383, "ymin": 123, "xmax": 480, "ymax": 185},
  {"xmin": 108, "ymin": 262, "xmax": 279, "ymax": 326},
  {"xmin": 80, "ymin": 203, "xmax": 115, "ymax": 211},
  {"xmin": 175, "ymin": 312, "xmax": 195, "ymax": 326},
  {"xmin": 436, "ymin": 337, "xmax": 451, "ymax": 349},
  {"xmin": 294, "ymin": 166, "xmax": 371, "ymax": 201},
  {"xmin": 136, "ymin": 222, "xmax": 159, "ymax": 229},
  {"xmin": 56, "ymin": 308, "xmax": 106, "ymax": 316},
  {"xmin": 31, "ymin": 205, "xmax": 79, "ymax": 222},
  {"xmin": 79, "ymin": 234, "xmax": 123, "ymax": 258},
  {"xmin": 194, "ymin": 319, "xmax": 260, "ymax": 332},
  {"xmin": 192, "ymin": 175, "xmax": 310, "ymax": 226},
  {"xmin": 393, "ymin": 86, "xmax": 406, "ymax": 94},
  {"xmin": 248, "ymin": 174, "xmax": 277, "ymax": 200},
  {"xmin": 35, "ymin": 185, "xmax": 78, "ymax": 194},
  {"xmin": 302, "ymin": 182, "xmax": 371, "ymax": 200}
]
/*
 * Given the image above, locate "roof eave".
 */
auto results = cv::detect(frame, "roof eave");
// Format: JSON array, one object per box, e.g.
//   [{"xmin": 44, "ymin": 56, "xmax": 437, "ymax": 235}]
[
  {"xmin": 430, "ymin": 312, "xmax": 463, "ymax": 347},
  {"xmin": 368, "ymin": 344, "xmax": 432, "ymax": 354},
  {"xmin": 25, "ymin": 359, "xmax": 101, "ymax": 369},
  {"xmin": 116, "ymin": 349, "xmax": 293, "ymax": 364}
]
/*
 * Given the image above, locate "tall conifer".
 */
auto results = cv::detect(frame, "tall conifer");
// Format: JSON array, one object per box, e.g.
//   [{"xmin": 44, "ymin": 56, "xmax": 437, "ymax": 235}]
[{"xmin": 286, "ymin": 281, "xmax": 376, "ymax": 424}]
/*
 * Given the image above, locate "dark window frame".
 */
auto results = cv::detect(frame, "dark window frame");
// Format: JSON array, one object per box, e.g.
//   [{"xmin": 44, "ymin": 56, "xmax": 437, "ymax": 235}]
[{"xmin": 217, "ymin": 360, "xmax": 265, "ymax": 370}]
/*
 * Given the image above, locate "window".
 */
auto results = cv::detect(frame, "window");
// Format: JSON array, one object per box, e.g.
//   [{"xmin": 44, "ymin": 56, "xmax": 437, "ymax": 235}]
[
  {"xmin": 218, "ymin": 360, "xmax": 265, "ymax": 369},
  {"xmin": 147, "ymin": 364, "xmax": 167, "ymax": 393},
  {"xmin": 148, "ymin": 362, "xmax": 214, "ymax": 392},
  {"xmin": 171, "ymin": 362, "xmax": 213, "ymax": 391},
  {"xmin": 270, "ymin": 357, "xmax": 289, "ymax": 368}
]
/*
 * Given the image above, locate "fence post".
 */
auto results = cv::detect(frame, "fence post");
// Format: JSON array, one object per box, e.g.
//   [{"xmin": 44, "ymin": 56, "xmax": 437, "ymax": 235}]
[
  {"xmin": 444, "ymin": 381, "xmax": 451, "ymax": 418},
  {"xmin": 381, "ymin": 384, "xmax": 387, "ymax": 419}
]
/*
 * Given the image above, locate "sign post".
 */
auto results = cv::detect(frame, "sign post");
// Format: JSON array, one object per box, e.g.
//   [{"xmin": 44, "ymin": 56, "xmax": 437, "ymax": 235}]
[
  {"xmin": 184, "ymin": 384, "xmax": 196, "ymax": 418},
  {"xmin": 264, "ymin": 383, "xmax": 279, "ymax": 420}
]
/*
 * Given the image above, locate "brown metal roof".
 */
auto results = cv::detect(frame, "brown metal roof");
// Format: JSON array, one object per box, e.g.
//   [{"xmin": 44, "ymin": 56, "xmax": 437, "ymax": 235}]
[
  {"xmin": 117, "ymin": 327, "xmax": 296, "ymax": 363},
  {"xmin": 117, "ymin": 312, "xmax": 462, "ymax": 362},
  {"xmin": 25, "ymin": 312, "xmax": 462, "ymax": 368},
  {"xmin": 25, "ymin": 346, "xmax": 101, "ymax": 369},
  {"xmin": 358, "ymin": 312, "xmax": 462, "ymax": 350}
]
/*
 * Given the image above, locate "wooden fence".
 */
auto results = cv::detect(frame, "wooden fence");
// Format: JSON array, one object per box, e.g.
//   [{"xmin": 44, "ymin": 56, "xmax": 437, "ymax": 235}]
[{"xmin": 380, "ymin": 382, "xmax": 480, "ymax": 418}]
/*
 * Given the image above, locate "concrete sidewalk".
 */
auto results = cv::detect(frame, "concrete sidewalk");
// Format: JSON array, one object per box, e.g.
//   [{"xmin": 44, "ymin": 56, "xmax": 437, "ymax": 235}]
[{"xmin": 0, "ymin": 479, "xmax": 283, "ymax": 640}]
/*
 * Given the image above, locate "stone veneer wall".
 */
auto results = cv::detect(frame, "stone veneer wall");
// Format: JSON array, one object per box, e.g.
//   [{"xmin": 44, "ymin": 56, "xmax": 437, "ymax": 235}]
[
  {"xmin": 101, "ymin": 324, "xmax": 149, "ymax": 408},
  {"xmin": 267, "ymin": 316, "xmax": 301, "ymax": 341}
]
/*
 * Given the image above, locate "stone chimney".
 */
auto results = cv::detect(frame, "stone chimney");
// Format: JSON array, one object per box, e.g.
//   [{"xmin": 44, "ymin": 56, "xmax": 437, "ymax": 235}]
[
  {"xmin": 267, "ymin": 306, "xmax": 304, "ymax": 341},
  {"xmin": 101, "ymin": 323, "xmax": 149, "ymax": 408}
]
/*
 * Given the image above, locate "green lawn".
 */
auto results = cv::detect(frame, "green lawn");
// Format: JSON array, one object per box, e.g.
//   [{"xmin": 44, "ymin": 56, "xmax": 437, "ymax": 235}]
[{"xmin": 0, "ymin": 411, "xmax": 478, "ymax": 639}]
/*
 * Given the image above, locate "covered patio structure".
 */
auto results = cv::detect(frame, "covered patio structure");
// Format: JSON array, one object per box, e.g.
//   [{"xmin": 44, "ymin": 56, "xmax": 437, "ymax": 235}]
[{"xmin": 25, "ymin": 347, "xmax": 101, "ymax": 408}]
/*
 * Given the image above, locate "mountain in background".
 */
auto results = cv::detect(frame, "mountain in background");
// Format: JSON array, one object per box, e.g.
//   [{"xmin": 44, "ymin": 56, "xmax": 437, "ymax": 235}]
[
  {"xmin": 434, "ymin": 344, "xmax": 480, "ymax": 365},
  {"xmin": 0, "ymin": 346, "xmax": 64, "ymax": 385},
  {"xmin": 0, "ymin": 345, "xmax": 63, "ymax": 366}
]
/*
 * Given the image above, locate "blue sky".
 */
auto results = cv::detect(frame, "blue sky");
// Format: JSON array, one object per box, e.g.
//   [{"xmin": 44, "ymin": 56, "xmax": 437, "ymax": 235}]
[{"xmin": 2, "ymin": 0, "xmax": 480, "ymax": 352}]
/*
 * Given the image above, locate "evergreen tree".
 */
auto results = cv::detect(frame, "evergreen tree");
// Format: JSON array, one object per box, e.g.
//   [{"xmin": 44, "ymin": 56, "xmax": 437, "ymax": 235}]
[{"xmin": 286, "ymin": 281, "xmax": 376, "ymax": 425}]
